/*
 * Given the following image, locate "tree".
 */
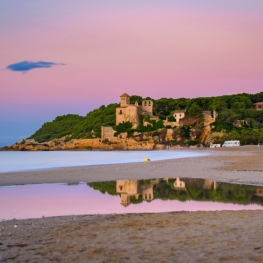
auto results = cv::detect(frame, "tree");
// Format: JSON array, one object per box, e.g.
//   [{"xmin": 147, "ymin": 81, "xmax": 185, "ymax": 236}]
[{"xmin": 187, "ymin": 102, "xmax": 203, "ymax": 118}]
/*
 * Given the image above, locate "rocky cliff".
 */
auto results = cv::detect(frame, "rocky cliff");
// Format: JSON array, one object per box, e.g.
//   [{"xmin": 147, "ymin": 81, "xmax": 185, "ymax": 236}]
[
  {"xmin": 1, "ymin": 136, "xmax": 157, "ymax": 151},
  {"xmin": 1, "ymin": 123, "xmax": 223, "ymax": 151}
]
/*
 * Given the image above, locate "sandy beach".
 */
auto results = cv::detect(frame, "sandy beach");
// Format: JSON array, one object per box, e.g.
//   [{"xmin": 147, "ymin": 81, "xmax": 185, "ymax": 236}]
[
  {"xmin": 1, "ymin": 211, "xmax": 263, "ymax": 263},
  {"xmin": 1, "ymin": 146, "xmax": 263, "ymax": 187},
  {"xmin": 1, "ymin": 146, "xmax": 263, "ymax": 262}
]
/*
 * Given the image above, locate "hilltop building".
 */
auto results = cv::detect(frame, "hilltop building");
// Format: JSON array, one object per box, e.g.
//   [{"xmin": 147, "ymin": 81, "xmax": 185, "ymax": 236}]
[
  {"xmin": 164, "ymin": 109, "xmax": 217, "ymax": 128},
  {"xmin": 173, "ymin": 110, "xmax": 186, "ymax": 123},
  {"xmin": 162, "ymin": 110, "xmax": 186, "ymax": 127},
  {"xmin": 252, "ymin": 102, "xmax": 263, "ymax": 110},
  {"xmin": 116, "ymin": 93, "xmax": 157, "ymax": 128}
]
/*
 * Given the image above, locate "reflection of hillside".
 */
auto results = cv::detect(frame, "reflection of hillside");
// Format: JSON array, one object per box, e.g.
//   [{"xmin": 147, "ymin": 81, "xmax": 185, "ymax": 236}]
[
  {"xmin": 155, "ymin": 178, "xmax": 263, "ymax": 205},
  {"xmin": 88, "ymin": 178, "xmax": 263, "ymax": 207}
]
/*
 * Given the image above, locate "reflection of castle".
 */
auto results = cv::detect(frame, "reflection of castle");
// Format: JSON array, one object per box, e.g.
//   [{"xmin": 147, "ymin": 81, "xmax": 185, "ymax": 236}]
[
  {"xmin": 203, "ymin": 179, "xmax": 218, "ymax": 190},
  {"xmin": 116, "ymin": 179, "xmax": 156, "ymax": 207},
  {"xmin": 116, "ymin": 180, "xmax": 139, "ymax": 207}
]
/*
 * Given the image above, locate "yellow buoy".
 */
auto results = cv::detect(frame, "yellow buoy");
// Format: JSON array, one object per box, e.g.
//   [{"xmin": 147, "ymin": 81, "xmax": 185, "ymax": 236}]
[{"xmin": 143, "ymin": 158, "xmax": 150, "ymax": 162}]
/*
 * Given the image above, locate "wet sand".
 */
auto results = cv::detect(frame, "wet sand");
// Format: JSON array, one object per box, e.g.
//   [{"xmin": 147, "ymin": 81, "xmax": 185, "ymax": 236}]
[
  {"xmin": 1, "ymin": 146, "xmax": 263, "ymax": 262},
  {"xmin": 1, "ymin": 145, "xmax": 263, "ymax": 186}
]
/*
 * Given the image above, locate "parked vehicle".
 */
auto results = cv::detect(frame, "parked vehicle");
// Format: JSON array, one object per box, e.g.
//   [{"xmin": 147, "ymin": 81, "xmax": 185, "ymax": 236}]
[{"xmin": 222, "ymin": 140, "xmax": 240, "ymax": 147}]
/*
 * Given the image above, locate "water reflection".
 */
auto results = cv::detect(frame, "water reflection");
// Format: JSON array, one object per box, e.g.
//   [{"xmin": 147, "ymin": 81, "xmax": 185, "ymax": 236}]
[
  {"xmin": 254, "ymin": 188, "xmax": 263, "ymax": 197},
  {"xmin": 88, "ymin": 178, "xmax": 263, "ymax": 207},
  {"xmin": 116, "ymin": 179, "xmax": 155, "ymax": 207},
  {"xmin": 1, "ymin": 178, "xmax": 263, "ymax": 220}
]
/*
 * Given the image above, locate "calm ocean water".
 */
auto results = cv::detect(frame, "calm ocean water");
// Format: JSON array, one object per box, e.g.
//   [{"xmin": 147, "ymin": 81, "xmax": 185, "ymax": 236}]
[{"xmin": 0, "ymin": 150, "xmax": 208, "ymax": 173}]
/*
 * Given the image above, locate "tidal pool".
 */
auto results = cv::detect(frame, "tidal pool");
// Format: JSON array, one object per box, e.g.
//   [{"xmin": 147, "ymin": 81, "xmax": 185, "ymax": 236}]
[{"xmin": 1, "ymin": 178, "xmax": 263, "ymax": 220}]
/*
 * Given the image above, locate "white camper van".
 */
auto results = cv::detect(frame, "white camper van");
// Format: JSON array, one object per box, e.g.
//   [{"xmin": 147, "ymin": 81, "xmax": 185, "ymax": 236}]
[{"xmin": 222, "ymin": 140, "xmax": 240, "ymax": 147}]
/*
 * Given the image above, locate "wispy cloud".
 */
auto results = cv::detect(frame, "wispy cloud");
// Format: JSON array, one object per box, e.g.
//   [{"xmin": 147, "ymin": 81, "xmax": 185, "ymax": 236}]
[{"xmin": 6, "ymin": 60, "xmax": 65, "ymax": 72}]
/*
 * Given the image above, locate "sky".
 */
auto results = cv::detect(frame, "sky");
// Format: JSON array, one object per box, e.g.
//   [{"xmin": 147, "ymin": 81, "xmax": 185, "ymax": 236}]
[{"xmin": 1, "ymin": 0, "xmax": 263, "ymax": 146}]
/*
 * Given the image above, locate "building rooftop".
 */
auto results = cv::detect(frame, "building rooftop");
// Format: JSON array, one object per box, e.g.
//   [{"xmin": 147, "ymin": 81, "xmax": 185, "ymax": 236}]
[{"xmin": 120, "ymin": 93, "xmax": 130, "ymax": 98}]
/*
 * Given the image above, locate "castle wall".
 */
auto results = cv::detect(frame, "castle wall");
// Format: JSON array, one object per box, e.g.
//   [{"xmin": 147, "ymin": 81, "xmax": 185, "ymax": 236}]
[
  {"xmin": 116, "ymin": 107, "xmax": 126, "ymax": 125},
  {"xmin": 126, "ymin": 106, "xmax": 140, "ymax": 127},
  {"xmin": 116, "ymin": 106, "xmax": 140, "ymax": 127},
  {"xmin": 101, "ymin": 126, "xmax": 115, "ymax": 140},
  {"xmin": 120, "ymin": 96, "xmax": 130, "ymax": 107},
  {"xmin": 142, "ymin": 186, "xmax": 154, "ymax": 200},
  {"xmin": 141, "ymin": 100, "xmax": 153, "ymax": 114}
]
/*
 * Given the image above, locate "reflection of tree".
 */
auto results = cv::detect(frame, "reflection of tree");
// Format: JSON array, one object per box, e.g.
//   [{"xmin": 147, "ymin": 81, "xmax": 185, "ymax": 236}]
[
  {"xmin": 215, "ymin": 184, "xmax": 254, "ymax": 204},
  {"xmin": 130, "ymin": 195, "xmax": 143, "ymax": 204},
  {"xmin": 88, "ymin": 179, "xmax": 263, "ymax": 206},
  {"xmin": 154, "ymin": 180, "xmax": 188, "ymax": 201},
  {"xmin": 88, "ymin": 181, "xmax": 117, "ymax": 196},
  {"xmin": 188, "ymin": 185, "xmax": 203, "ymax": 199}
]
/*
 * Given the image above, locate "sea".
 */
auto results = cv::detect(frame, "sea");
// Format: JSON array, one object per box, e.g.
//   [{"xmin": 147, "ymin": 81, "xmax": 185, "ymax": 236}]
[{"xmin": 0, "ymin": 150, "xmax": 208, "ymax": 173}]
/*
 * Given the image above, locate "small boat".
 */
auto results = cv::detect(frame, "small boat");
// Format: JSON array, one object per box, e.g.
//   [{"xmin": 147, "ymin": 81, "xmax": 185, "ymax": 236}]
[{"xmin": 143, "ymin": 158, "xmax": 150, "ymax": 162}]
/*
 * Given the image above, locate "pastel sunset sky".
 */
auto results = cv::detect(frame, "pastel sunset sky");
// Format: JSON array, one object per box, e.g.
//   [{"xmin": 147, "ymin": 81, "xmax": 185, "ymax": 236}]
[{"xmin": 1, "ymin": 1, "xmax": 263, "ymax": 145}]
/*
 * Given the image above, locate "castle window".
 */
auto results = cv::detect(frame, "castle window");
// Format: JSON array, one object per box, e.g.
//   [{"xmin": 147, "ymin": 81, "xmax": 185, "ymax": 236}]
[
  {"xmin": 149, "ymin": 194, "xmax": 151, "ymax": 199},
  {"xmin": 119, "ymin": 110, "xmax": 122, "ymax": 114},
  {"xmin": 145, "ymin": 194, "xmax": 147, "ymax": 199},
  {"xmin": 148, "ymin": 101, "xmax": 151, "ymax": 106},
  {"xmin": 119, "ymin": 186, "xmax": 123, "ymax": 191},
  {"xmin": 144, "ymin": 101, "xmax": 147, "ymax": 106}
]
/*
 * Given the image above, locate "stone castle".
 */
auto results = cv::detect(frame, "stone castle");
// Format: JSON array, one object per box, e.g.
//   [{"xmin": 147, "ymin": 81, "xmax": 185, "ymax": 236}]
[
  {"xmin": 116, "ymin": 93, "xmax": 158, "ymax": 128},
  {"xmin": 116, "ymin": 93, "xmax": 189, "ymax": 128}
]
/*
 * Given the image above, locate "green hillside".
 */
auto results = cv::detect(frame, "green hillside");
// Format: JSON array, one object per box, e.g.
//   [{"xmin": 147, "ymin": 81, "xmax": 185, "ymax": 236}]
[
  {"xmin": 30, "ymin": 104, "xmax": 117, "ymax": 143},
  {"xmin": 29, "ymin": 92, "xmax": 263, "ymax": 145}
]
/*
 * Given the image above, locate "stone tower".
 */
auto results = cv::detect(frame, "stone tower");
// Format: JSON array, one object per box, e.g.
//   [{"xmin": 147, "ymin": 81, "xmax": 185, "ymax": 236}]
[
  {"xmin": 141, "ymin": 100, "xmax": 153, "ymax": 114},
  {"xmin": 120, "ymin": 93, "xmax": 130, "ymax": 107}
]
